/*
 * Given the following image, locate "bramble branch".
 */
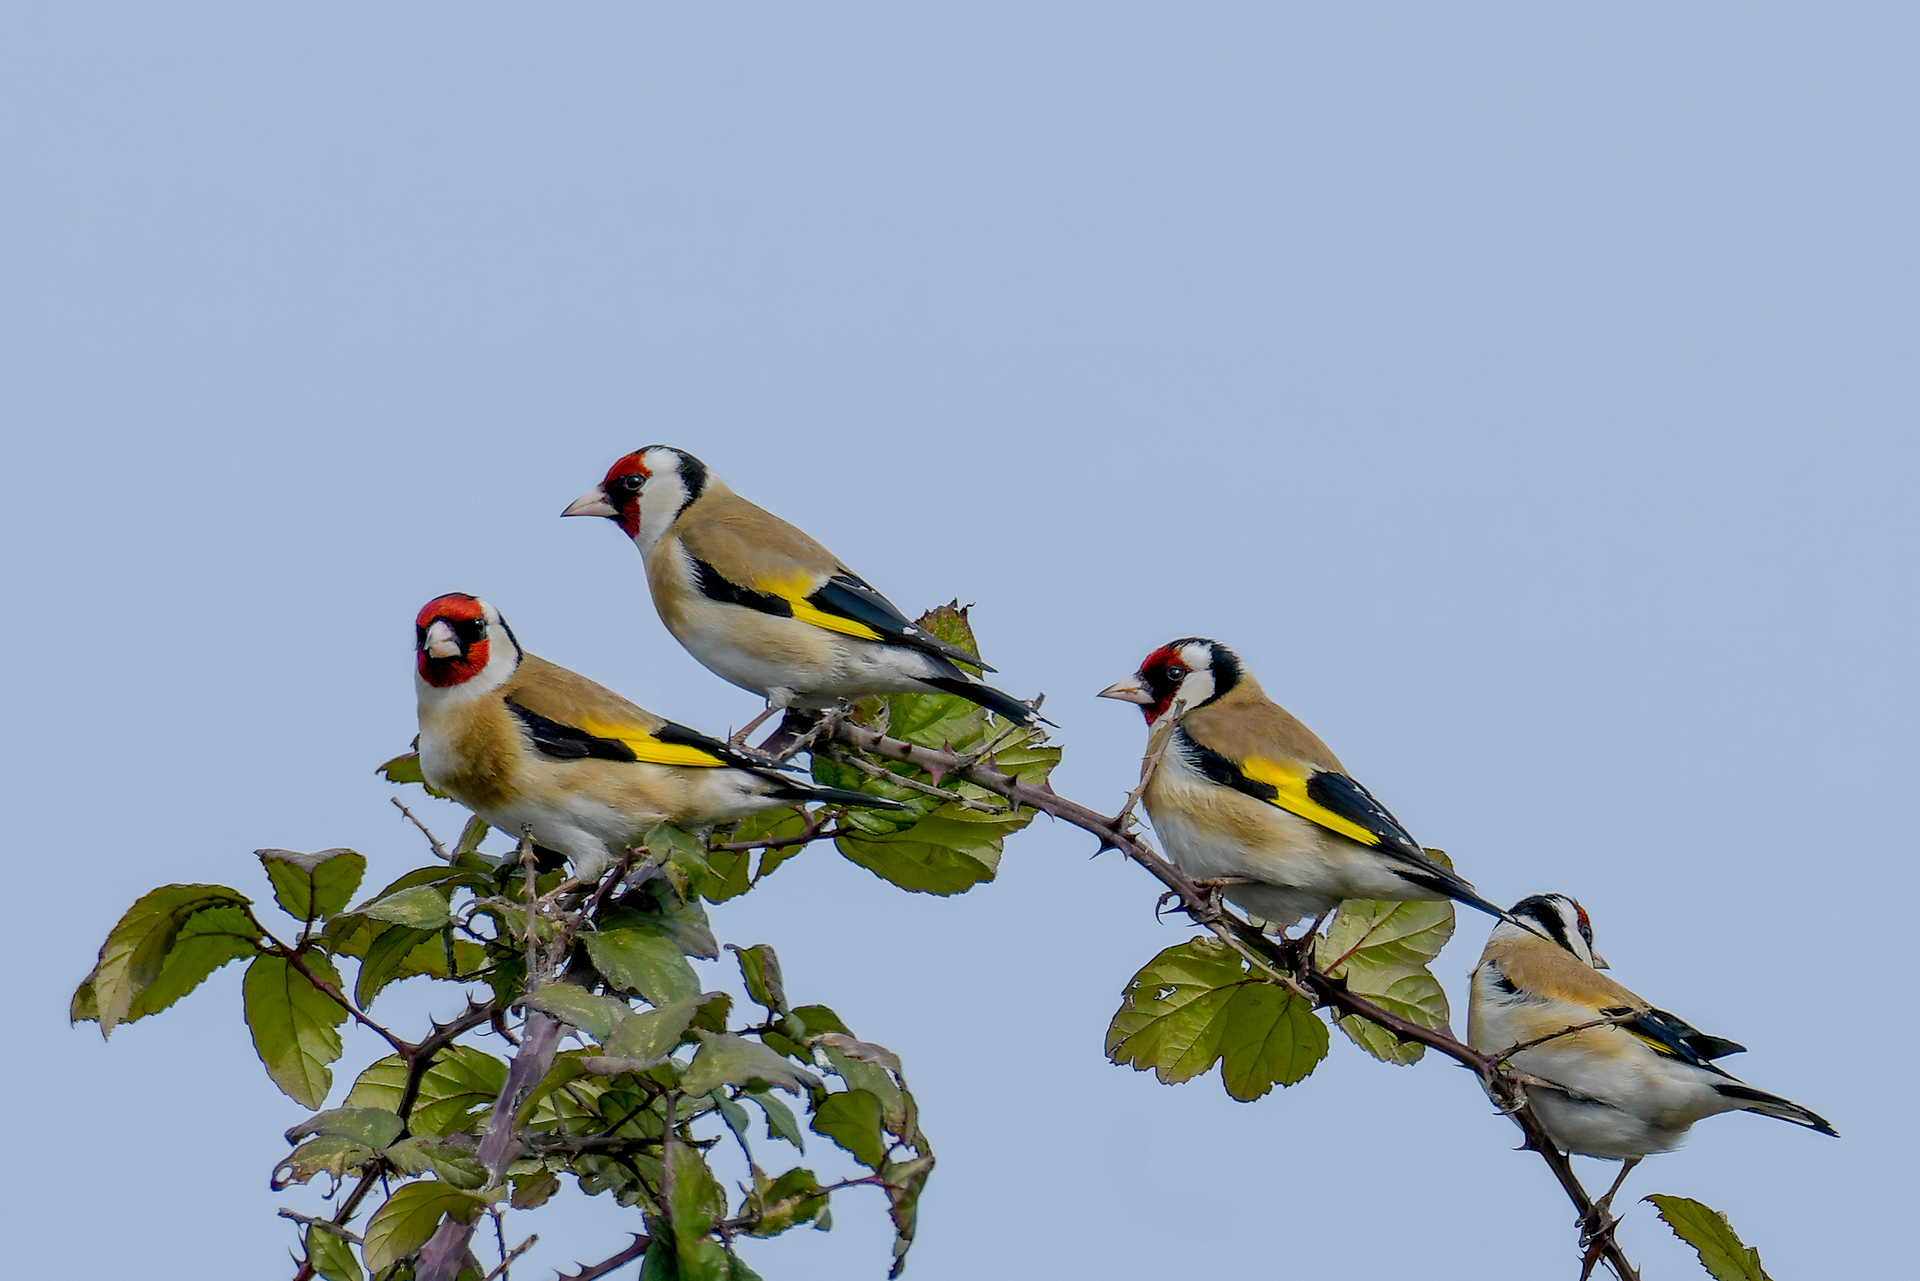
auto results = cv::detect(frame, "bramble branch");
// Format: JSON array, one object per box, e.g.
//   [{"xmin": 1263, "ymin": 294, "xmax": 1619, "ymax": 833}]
[{"xmin": 822, "ymin": 719, "xmax": 1640, "ymax": 1281}]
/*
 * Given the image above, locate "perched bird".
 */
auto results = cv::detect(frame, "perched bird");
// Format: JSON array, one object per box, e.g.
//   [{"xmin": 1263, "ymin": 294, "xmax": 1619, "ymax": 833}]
[
  {"xmin": 1469, "ymin": 893, "xmax": 1834, "ymax": 1199},
  {"xmin": 1098, "ymin": 637, "xmax": 1507, "ymax": 930},
  {"xmin": 412, "ymin": 593, "xmax": 898, "ymax": 881},
  {"xmin": 562, "ymin": 446, "xmax": 1042, "ymax": 735}
]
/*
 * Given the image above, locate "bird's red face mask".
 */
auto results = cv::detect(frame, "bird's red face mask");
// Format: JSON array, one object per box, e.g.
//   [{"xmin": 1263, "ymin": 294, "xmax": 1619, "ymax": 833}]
[
  {"xmin": 561, "ymin": 454, "xmax": 650, "ymax": 539},
  {"xmin": 415, "ymin": 594, "xmax": 490, "ymax": 688},
  {"xmin": 1099, "ymin": 645, "xmax": 1190, "ymax": 725}
]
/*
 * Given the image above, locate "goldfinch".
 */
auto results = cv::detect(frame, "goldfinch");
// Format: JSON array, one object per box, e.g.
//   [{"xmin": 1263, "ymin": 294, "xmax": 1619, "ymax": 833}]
[
  {"xmin": 1469, "ymin": 894, "xmax": 1835, "ymax": 1172},
  {"xmin": 562, "ymin": 446, "xmax": 1042, "ymax": 731},
  {"xmin": 1098, "ymin": 638, "xmax": 1507, "ymax": 929},
  {"xmin": 413, "ymin": 593, "xmax": 898, "ymax": 881}
]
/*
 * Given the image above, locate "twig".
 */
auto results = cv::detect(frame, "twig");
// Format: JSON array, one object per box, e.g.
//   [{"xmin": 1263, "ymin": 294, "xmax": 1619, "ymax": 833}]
[
  {"xmin": 824, "ymin": 746, "xmax": 1007, "ymax": 813},
  {"xmin": 709, "ymin": 814, "xmax": 843, "ymax": 853},
  {"xmin": 830, "ymin": 719, "xmax": 1641, "ymax": 1281},
  {"xmin": 1494, "ymin": 1012, "xmax": 1643, "ymax": 1061},
  {"xmin": 519, "ymin": 826, "xmax": 539, "ymax": 984},
  {"xmin": 392, "ymin": 798, "xmax": 452, "ymax": 862},
  {"xmin": 554, "ymin": 1234, "xmax": 651, "ymax": 1281},
  {"xmin": 288, "ymin": 1168, "xmax": 382, "ymax": 1281},
  {"xmin": 482, "ymin": 1229, "xmax": 535, "ymax": 1281},
  {"xmin": 268, "ymin": 940, "xmax": 412, "ymax": 1059},
  {"xmin": 276, "ymin": 1209, "xmax": 363, "ymax": 1243},
  {"xmin": 1111, "ymin": 701, "xmax": 1182, "ymax": 828}
]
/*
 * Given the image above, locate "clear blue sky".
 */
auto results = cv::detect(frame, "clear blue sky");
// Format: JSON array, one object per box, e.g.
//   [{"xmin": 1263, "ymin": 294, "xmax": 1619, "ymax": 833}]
[{"xmin": 6, "ymin": 5, "xmax": 1910, "ymax": 1276}]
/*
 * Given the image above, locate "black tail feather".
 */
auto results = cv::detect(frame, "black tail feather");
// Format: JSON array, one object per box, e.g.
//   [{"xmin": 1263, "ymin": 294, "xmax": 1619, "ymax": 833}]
[
  {"xmin": 773, "ymin": 782, "xmax": 907, "ymax": 811},
  {"xmin": 918, "ymin": 675, "xmax": 1049, "ymax": 727},
  {"xmin": 1714, "ymin": 1082, "xmax": 1838, "ymax": 1136}
]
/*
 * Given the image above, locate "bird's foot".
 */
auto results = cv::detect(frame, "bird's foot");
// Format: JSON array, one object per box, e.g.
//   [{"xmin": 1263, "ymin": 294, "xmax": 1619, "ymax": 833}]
[
  {"xmin": 1189, "ymin": 876, "xmax": 1259, "ymax": 924},
  {"xmin": 1577, "ymin": 1159, "xmax": 1639, "ymax": 1248}
]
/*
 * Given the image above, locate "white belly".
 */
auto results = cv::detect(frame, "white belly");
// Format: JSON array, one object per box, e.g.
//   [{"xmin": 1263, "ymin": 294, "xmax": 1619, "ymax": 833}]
[{"xmin": 662, "ymin": 587, "xmax": 948, "ymax": 705}]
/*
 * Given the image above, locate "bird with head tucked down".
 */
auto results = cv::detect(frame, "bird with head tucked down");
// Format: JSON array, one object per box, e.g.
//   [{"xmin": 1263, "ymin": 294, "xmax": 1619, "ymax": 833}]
[
  {"xmin": 413, "ymin": 593, "xmax": 899, "ymax": 881},
  {"xmin": 1099, "ymin": 637, "xmax": 1507, "ymax": 931},
  {"xmin": 1469, "ymin": 893, "xmax": 1834, "ymax": 1189},
  {"xmin": 563, "ymin": 446, "xmax": 1043, "ymax": 737}
]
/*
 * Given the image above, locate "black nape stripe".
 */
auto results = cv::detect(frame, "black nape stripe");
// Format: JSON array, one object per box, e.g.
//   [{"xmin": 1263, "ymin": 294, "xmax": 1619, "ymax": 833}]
[
  {"xmin": 507, "ymin": 701, "xmax": 639, "ymax": 763},
  {"xmin": 692, "ymin": 558, "xmax": 793, "ymax": 616},
  {"xmin": 674, "ymin": 450, "xmax": 708, "ymax": 506},
  {"xmin": 1511, "ymin": 894, "xmax": 1579, "ymax": 957}
]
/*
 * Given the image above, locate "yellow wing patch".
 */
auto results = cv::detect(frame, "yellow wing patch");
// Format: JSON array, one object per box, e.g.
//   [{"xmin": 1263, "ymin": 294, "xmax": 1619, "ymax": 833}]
[
  {"xmin": 575, "ymin": 718, "xmax": 730, "ymax": 769},
  {"xmin": 1238, "ymin": 757, "xmax": 1381, "ymax": 847},
  {"xmin": 756, "ymin": 570, "xmax": 884, "ymax": 642}
]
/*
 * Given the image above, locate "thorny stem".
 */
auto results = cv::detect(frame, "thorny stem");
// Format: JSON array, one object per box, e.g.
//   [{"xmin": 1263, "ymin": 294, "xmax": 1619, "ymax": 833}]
[
  {"xmin": 709, "ymin": 811, "xmax": 844, "ymax": 853},
  {"xmin": 392, "ymin": 798, "xmax": 452, "ymax": 862},
  {"xmin": 555, "ymin": 1234, "xmax": 652, "ymax": 1281},
  {"xmin": 269, "ymin": 939, "xmax": 412, "ymax": 1059},
  {"xmin": 828, "ymin": 720, "xmax": 1641, "ymax": 1281}
]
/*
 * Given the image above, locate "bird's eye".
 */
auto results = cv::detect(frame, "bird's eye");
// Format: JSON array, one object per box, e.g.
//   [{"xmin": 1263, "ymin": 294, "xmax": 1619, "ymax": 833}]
[
  {"xmin": 616, "ymin": 474, "xmax": 644, "ymax": 494},
  {"xmin": 1164, "ymin": 665, "xmax": 1188, "ymax": 681}
]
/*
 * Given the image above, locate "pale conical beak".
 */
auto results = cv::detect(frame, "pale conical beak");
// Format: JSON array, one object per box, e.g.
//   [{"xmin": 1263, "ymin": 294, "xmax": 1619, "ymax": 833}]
[
  {"xmin": 1590, "ymin": 951, "xmax": 1610, "ymax": 970},
  {"xmin": 424, "ymin": 619, "xmax": 462, "ymax": 659},
  {"xmin": 1099, "ymin": 676, "xmax": 1153, "ymax": 705},
  {"xmin": 562, "ymin": 487, "xmax": 617, "ymax": 519}
]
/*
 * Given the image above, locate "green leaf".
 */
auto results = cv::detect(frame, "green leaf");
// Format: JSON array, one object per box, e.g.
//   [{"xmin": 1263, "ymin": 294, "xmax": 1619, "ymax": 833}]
[
  {"xmin": 723, "ymin": 1251, "xmax": 765, "ymax": 1280},
  {"xmin": 667, "ymin": 1140, "xmax": 727, "ymax": 1255},
  {"xmin": 584, "ymin": 922, "xmax": 699, "ymax": 1004},
  {"xmin": 746, "ymin": 1090, "xmax": 805, "ymax": 1151},
  {"xmin": 361, "ymin": 1181, "xmax": 487, "ymax": 1274},
  {"xmin": 346, "ymin": 1045, "xmax": 507, "ymax": 1136},
  {"xmin": 386, "ymin": 1135, "xmax": 488, "ymax": 1190},
  {"xmin": 244, "ymin": 952, "xmax": 349, "ymax": 1108},
  {"xmin": 680, "ymin": 1031, "xmax": 822, "ymax": 1097},
  {"xmin": 274, "ymin": 1134, "xmax": 379, "ymax": 1188},
  {"xmin": 582, "ymin": 995, "xmax": 706, "ymax": 1075},
  {"xmin": 1314, "ymin": 863, "xmax": 1457, "ymax": 1065},
  {"xmin": 743, "ymin": 1166, "xmax": 825, "ymax": 1237},
  {"xmin": 707, "ymin": 809, "xmax": 810, "ymax": 903},
  {"xmin": 453, "ymin": 816, "xmax": 489, "ymax": 858},
  {"xmin": 79, "ymin": 884, "xmax": 261, "ymax": 1036},
  {"xmin": 286, "ymin": 1107, "xmax": 406, "ymax": 1149},
  {"xmin": 510, "ymin": 1171, "xmax": 560, "ymax": 1210},
  {"xmin": 305, "ymin": 1223, "xmax": 364, "ymax": 1281},
  {"xmin": 811, "ymin": 1089, "xmax": 887, "ymax": 1167},
  {"xmin": 377, "ymin": 751, "xmax": 449, "ymax": 799},
  {"xmin": 814, "ymin": 1034, "xmax": 915, "ymax": 1144},
  {"xmin": 833, "ymin": 809, "xmax": 1002, "ymax": 895},
  {"xmin": 520, "ymin": 983, "xmax": 633, "ymax": 1041},
  {"xmin": 729, "ymin": 943, "xmax": 788, "ymax": 1014},
  {"xmin": 882, "ymin": 1152, "xmax": 936, "ymax": 1278},
  {"xmin": 360, "ymin": 885, "xmax": 452, "ymax": 929},
  {"xmin": 1646, "ymin": 1195, "xmax": 1773, "ymax": 1281},
  {"xmin": 354, "ymin": 925, "xmax": 437, "ymax": 1009},
  {"xmin": 258, "ymin": 848, "xmax": 367, "ymax": 923},
  {"xmin": 1106, "ymin": 938, "xmax": 1329, "ymax": 1101}
]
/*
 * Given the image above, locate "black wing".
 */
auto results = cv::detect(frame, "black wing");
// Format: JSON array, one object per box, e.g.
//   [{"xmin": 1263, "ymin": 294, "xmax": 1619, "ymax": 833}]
[
  {"xmin": 807, "ymin": 574, "xmax": 995, "ymax": 671},
  {"xmin": 1304, "ymin": 771, "xmax": 1425, "ymax": 859},
  {"xmin": 506, "ymin": 701, "xmax": 639, "ymax": 763},
  {"xmin": 1612, "ymin": 1006, "xmax": 1744, "ymax": 1073}
]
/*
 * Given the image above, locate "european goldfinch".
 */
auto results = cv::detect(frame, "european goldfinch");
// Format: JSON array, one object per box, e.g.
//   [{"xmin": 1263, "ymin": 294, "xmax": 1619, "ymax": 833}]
[
  {"xmin": 1468, "ymin": 894, "xmax": 1835, "ymax": 1176},
  {"xmin": 413, "ymin": 593, "xmax": 898, "ymax": 881},
  {"xmin": 1098, "ymin": 638, "xmax": 1506, "ymax": 929},
  {"xmin": 562, "ymin": 446, "xmax": 1043, "ymax": 731}
]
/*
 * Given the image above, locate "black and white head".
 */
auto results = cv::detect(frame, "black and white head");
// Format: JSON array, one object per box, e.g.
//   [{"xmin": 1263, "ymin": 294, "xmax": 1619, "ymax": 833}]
[
  {"xmin": 1099, "ymin": 638, "xmax": 1244, "ymax": 725},
  {"xmin": 562, "ymin": 445, "xmax": 712, "ymax": 551},
  {"xmin": 1504, "ymin": 893, "xmax": 1609, "ymax": 969},
  {"xmin": 415, "ymin": 593, "xmax": 523, "ymax": 704}
]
